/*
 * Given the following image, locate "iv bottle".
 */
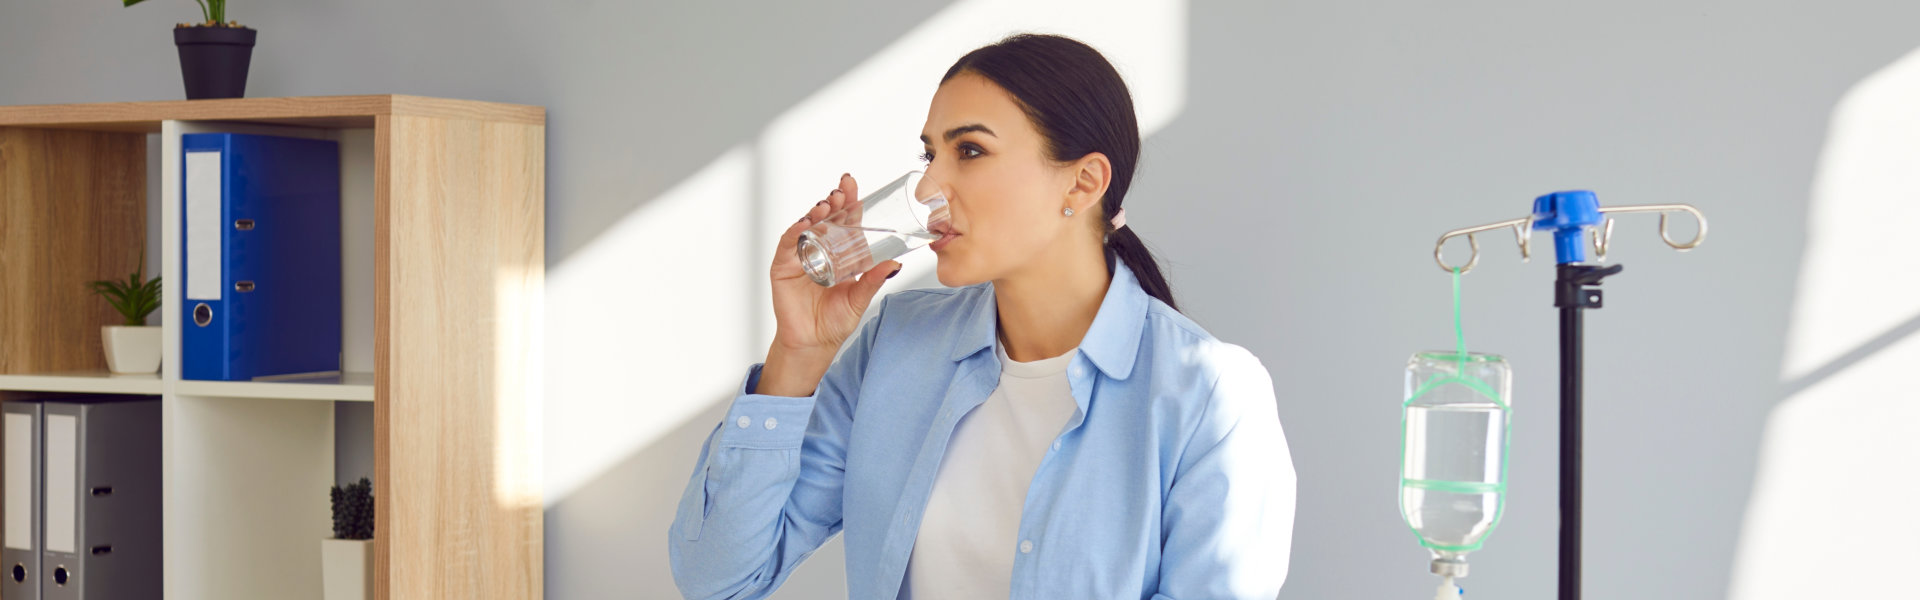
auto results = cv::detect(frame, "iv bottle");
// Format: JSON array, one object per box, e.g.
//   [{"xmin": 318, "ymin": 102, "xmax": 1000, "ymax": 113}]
[{"xmin": 1401, "ymin": 350, "xmax": 1512, "ymax": 581}]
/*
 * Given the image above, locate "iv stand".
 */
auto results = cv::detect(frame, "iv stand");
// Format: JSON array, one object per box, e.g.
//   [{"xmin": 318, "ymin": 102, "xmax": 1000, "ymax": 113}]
[{"xmin": 1433, "ymin": 191, "xmax": 1707, "ymax": 600}]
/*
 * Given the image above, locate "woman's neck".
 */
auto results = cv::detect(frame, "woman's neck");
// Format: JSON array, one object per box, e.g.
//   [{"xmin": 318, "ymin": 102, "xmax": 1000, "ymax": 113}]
[{"xmin": 993, "ymin": 239, "xmax": 1111, "ymax": 362}]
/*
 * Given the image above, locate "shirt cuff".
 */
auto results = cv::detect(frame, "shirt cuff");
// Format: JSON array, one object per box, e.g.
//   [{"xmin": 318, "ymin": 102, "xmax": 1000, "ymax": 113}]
[{"xmin": 717, "ymin": 363, "xmax": 817, "ymax": 449}]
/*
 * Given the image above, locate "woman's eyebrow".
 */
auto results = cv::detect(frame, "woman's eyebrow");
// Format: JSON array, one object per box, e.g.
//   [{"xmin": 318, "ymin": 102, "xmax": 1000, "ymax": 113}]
[{"xmin": 919, "ymin": 123, "xmax": 997, "ymax": 145}]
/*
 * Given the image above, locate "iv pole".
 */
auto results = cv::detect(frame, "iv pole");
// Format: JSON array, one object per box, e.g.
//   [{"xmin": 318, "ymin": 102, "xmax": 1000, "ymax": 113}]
[{"xmin": 1432, "ymin": 191, "xmax": 1707, "ymax": 600}]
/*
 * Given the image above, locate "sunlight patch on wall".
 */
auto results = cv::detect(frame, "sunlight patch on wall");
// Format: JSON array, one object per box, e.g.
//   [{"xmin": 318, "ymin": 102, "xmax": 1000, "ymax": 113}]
[
  {"xmin": 1729, "ymin": 46, "xmax": 1920, "ymax": 600},
  {"xmin": 545, "ymin": 147, "xmax": 754, "ymax": 500}
]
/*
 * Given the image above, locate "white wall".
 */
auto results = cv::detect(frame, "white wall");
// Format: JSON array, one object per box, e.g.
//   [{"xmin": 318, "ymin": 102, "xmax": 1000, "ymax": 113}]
[{"xmin": 5, "ymin": 1, "xmax": 1916, "ymax": 598}]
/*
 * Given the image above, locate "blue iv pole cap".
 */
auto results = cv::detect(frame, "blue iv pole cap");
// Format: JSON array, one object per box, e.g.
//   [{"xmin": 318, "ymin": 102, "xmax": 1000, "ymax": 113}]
[{"xmin": 1531, "ymin": 190, "xmax": 1602, "ymax": 264}]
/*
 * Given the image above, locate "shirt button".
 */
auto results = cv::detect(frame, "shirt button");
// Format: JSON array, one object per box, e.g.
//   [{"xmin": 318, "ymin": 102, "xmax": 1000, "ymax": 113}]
[
  {"xmin": 1051, "ymin": 441, "xmax": 1061, "ymax": 451},
  {"xmin": 764, "ymin": 417, "xmax": 778, "ymax": 430},
  {"xmin": 1019, "ymin": 540, "xmax": 1034, "ymax": 554},
  {"xmin": 1072, "ymin": 365, "xmax": 1085, "ymax": 378},
  {"xmin": 736, "ymin": 416, "xmax": 750, "ymax": 428}
]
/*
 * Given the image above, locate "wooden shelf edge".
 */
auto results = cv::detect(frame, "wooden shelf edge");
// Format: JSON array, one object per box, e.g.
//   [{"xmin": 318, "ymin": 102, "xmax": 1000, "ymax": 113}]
[
  {"xmin": 387, "ymin": 95, "xmax": 545, "ymax": 125},
  {"xmin": 0, "ymin": 371, "xmax": 162, "ymax": 395},
  {"xmin": 0, "ymin": 371, "xmax": 375, "ymax": 401},
  {"xmin": 0, "ymin": 94, "xmax": 544, "ymax": 131},
  {"xmin": 175, "ymin": 372, "xmax": 376, "ymax": 402}
]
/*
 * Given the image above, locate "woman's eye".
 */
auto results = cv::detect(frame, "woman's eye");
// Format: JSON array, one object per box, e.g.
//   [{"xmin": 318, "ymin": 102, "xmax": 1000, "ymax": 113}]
[{"xmin": 919, "ymin": 144, "xmax": 982, "ymax": 164}]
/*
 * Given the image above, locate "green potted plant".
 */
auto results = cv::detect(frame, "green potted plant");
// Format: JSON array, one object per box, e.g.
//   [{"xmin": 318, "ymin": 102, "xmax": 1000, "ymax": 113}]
[
  {"xmin": 123, "ymin": 0, "xmax": 256, "ymax": 99},
  {"xmin": 86, "ymin": 251, "xmax": 162, "ymax": 374},
  {"xmin": 324, "ymin": 477, "xmax": 375, "ymax": 600}
]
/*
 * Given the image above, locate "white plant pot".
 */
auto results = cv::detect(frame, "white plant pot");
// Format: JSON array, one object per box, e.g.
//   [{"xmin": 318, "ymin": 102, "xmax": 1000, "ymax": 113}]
[
  {"xmin": 101, "ymin": 325, "xmax": 160, "ymax": 374},
  {"xmin": 322, "ymin": 538, "xmax": 374, "ymax": 600}
]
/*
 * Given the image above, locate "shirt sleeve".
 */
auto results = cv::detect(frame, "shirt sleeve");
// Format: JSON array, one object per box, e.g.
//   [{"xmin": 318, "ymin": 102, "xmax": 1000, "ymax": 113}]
[
  {"xmin": 1153, "ymin": 346, "xmax": 1298, "ymax": 599},
  {"xmin": 667, "ymin": 297, "xmax": 888, "ymax": 600}
]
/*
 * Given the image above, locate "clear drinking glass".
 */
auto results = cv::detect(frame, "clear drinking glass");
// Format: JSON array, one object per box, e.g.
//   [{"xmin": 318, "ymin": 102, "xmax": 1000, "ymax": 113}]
[{"xmin": 796, "ymin": 170, "xmax": 950, "ymax": 287}]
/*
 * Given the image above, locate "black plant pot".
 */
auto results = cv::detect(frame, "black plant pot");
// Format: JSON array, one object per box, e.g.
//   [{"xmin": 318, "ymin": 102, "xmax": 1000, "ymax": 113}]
[{"xmin": 173, "ymin": 26, "xmax": 256, "ymax": 100}]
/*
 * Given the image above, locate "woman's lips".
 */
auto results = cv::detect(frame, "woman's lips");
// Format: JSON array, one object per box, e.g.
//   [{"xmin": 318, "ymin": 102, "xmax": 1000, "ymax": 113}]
[{"xmin": 930, "ymin": 231, "xmax": 959, "ymax": 252}]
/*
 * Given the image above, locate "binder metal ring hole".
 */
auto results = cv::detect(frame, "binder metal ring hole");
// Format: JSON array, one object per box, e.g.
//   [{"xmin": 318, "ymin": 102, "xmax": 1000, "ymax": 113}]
[
  {"xmin": 194, "ymin": 303, "xmax": 212, "ymax": 327},
  {"xmin": 52, "ymin": 566, "xmax": 68, "ymax": 585},
  {"xmin": 235, "ymin": 218, "xmax": 255, "ymax": 230},
  {"xmin": 10, "ymin": 564, "xmax": 22, "ymax": 582},
  {"xmin": 235, "ymin": 281, "xmax": 255, "ymax": 293}
]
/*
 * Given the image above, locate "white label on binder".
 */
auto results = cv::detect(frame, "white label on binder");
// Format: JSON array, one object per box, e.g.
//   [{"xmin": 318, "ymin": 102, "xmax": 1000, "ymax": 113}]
[
  {"xmin": 187, "ymin": 150, "xmax": 224, "ymax": 301},
  {"xmin": 45, "ymin": 414, "xmax": 76, "ymax": 555},
  {"xmin": 5, "ymin": 413, "xmax": 28, "ymax": 550}
]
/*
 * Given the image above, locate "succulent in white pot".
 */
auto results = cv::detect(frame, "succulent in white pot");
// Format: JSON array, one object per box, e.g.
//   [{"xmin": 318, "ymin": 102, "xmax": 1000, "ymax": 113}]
[{"xmin": 87, "ymin": 251, "xmax": 162, "ymax": 374}]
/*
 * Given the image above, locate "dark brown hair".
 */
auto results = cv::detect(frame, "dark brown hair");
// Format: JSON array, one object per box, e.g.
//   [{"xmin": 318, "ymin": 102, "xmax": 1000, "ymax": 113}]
[{"xmin": 942, "ymin": 33, "xmax": 1178, "ymax": 311}]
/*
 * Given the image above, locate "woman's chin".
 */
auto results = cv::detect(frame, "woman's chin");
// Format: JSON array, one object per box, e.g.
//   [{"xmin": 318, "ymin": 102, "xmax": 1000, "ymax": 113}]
[{"xmin": 934, "ymin": 259, "xmax": 989, "ymax": 289}]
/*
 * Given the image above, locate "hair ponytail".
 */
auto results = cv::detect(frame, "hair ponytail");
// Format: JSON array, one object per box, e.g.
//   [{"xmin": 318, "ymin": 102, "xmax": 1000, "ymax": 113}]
[
  {"xmin": 1103, "ymin": 224, "xmax": 1177, "ymax": 311},
  {"xmin": 943, "ymin": 33, "xmax": 1180, "ymax": 311}
]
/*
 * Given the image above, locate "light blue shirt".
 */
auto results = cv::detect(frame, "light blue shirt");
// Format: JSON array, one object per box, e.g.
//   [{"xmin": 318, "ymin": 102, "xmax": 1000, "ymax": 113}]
[{"xmin": 669, "ymin": 259, "xmax": 1296, "ymax": 599}]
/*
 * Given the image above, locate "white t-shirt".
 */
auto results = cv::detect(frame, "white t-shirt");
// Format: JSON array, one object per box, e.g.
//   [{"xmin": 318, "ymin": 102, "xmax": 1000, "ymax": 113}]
[{"xmin": 905, "ymin": 342, "xmax": 1081, "ymax": 599}]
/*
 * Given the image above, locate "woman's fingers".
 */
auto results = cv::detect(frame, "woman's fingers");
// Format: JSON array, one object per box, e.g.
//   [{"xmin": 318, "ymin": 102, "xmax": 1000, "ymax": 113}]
[
  {"xmin": 774, "ymin": 196, "xmax": 844, "ymax": 284},
  {"xmin": 846, "ymin": 259, "xmax": 901, "ymax": 306},
  {"xmin": 772, "ymin": 175, "xmax": 859, "ymax": 280},
  {"xmin": 778, "ymin": 192, "xmax": 838, "ymax": 253},
  {"xmin": 832, "ymin": 174, "xmax": 857, "ymax": 215},
  {"xmin": 774, "ymin": 211, "xmax": 816, "ymax": 271}
]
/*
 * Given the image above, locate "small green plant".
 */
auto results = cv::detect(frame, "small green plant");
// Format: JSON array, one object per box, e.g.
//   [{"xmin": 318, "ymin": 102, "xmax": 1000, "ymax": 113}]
[
  {"xmin": 87, "ymin": 251, "xmax": 162, "ymax": 327},
  {"xmin": 330, "ymin": 477, "xmax": 374, "ymax": 540},
  {"xmin": 122, "ymin": 0, "xmax": 241, "ymax": 28}
]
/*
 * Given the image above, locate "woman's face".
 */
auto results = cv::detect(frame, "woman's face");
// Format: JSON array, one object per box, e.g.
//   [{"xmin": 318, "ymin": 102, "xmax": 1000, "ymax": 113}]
[{"xmin": 919, "ymin": 71, "xmax": 1089, "ymax": 288}]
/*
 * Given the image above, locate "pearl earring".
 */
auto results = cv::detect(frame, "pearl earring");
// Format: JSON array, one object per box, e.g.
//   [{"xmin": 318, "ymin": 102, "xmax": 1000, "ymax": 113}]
[{"xmin": 1063, "ymin": 207, "xmax": 1075, "ymax": 217}]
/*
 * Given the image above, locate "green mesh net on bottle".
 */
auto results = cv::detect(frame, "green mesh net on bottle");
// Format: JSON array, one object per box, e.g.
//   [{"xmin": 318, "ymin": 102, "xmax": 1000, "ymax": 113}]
[{"xmin": 1399, "ymin": 267, "xmax": 1512, "ymax": 556}]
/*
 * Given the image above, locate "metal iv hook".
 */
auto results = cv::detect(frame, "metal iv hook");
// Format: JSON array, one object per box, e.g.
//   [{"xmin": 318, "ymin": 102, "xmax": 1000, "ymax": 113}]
[
  {"xmin": 1589, "ymin": 203, "xmax": 1709, "ymax": 262},
  {"xmin": 1433, "ymin": 215, "xmax": 1534, "ymax": 274},
  {"xmin": 1433, "ymin": 202, "xmax": 1707, "ymax": 273}
]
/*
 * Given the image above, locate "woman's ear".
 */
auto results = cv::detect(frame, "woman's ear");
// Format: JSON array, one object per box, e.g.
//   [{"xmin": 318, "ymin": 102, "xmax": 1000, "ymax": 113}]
[{"xmin": 1065, "ymin": 152, "xmax": 1112, "ymax": 216}]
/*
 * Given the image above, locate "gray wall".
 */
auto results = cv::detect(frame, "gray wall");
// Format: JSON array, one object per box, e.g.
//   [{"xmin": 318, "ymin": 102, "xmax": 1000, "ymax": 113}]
[{"xmin": 5, "ymin": 1, "xmax": 1916, "ymax": 598}]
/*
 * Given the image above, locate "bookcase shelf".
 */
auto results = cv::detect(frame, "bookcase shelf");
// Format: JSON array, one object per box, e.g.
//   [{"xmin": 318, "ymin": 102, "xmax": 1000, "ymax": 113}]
[
  {"xmin": 0, "ymin": 371, "xmax": 375, "ymax": 401},
  {"xmin": 175, "ymin": 372, "xmax": 376, "ymax": 402},
  {"xmin": 0, "ymin": 371, "xmax": 164, "ymax": 395},
  {"xmin": 0, "ymin": 95, "xmax": 544, "ymax": 600}
]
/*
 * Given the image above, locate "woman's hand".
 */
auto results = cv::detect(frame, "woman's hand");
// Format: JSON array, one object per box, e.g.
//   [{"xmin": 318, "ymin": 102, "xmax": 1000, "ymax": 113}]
[{"xmin": 758, "ymin": 174, "xmax": 901, "ymax": 396}]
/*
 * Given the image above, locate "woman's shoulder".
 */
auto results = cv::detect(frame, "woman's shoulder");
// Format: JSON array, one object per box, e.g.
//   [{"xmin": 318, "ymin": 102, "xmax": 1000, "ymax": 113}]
[
  {"xmin": 1142, "ymin": 299, "xmax": 1260, "ymax": 366},
  {"xmin": 1136, "ymin": 299, "xmax": 1273, "ymax": 405}
]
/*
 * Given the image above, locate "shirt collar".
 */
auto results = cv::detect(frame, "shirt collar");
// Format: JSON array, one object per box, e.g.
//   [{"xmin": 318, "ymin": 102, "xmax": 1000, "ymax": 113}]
[{"xmin": 948, "ymin": 258, "xmax": 1150, "ymax": 380}]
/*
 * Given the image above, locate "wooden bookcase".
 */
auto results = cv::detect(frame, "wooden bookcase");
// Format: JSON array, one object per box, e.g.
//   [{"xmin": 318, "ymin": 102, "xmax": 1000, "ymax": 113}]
[{"xmin": 0, "ymin": 96, "xmax": 544, "ymax": 600}]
